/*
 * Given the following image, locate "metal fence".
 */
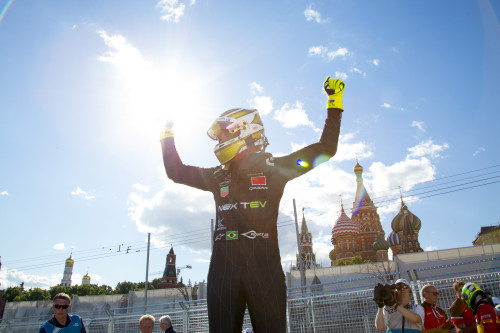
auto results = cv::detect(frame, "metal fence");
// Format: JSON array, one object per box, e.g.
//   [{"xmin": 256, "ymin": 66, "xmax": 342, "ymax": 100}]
[{"xmin": 2, "ymin": 268, "xmax": 500, "ymax": 332}]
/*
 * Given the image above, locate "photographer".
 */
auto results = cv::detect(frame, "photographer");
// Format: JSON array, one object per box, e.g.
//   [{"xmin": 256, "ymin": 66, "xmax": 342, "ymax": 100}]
[{"xmin": 375, "ymin": 278, "xmax": 424, "ymax": 332}]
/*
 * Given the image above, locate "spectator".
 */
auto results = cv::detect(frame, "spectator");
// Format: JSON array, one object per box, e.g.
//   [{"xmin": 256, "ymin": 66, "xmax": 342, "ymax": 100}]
[
  {"xmin": 462, "ymin": 283, "xmax": 500, "ymax": 333},
  {"xmin": 38, "ymin": 293, "xmax": 86, "ymax": 333},
  {"xmin": 139, "ymin": 314, "xmax": 155, "ymax": 333},
  {"xmin": 421, "ymin": 284, "xmax": 453, "ymax": 332},
  {"xmin": 449, "ymin": 280, "xmax": 477, "ymax": 333},
  {"xmin": 159, "ymin": 315, "xmax": 176, "ymax": 333},
  {"xmin": 375, "ymin": 278, "xmax": 424, "ymax": 332}
]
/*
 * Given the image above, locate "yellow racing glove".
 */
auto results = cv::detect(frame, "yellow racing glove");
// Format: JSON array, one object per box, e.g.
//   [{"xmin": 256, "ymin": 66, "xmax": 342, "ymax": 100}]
[
  {"xmin": 160, "ymin": 121, "xmax": 174, "ymax": 140},
  {"xmin": 324, "ymin": 76, "xmax": 345, "ymax": 110}
]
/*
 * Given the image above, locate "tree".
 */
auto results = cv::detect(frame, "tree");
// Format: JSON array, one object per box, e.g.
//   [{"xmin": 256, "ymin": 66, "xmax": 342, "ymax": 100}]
[
  {"xmin": 114, "ymin": 281, "xmax": 137, "ymax": 295},
  {"xmin": 136, "ymin": 281, "xmax": 155, "ymax": 291},
  {"xmin": 151, "ymin": 278, "xmax": 162, "ymax": 289},
  {"xmin": 26, "ymin": 288, "xmax": 51, "ymax": 301},
  {"xmin": 3, "ymin": 287, "xmax": 23, "ymax": 302},
  {"xmin": 49, "ymin": 285, "xmax": 71, "ymax": 299},
  {"xmin": 334, "ymin": 256, "xmax": 371, "ymax": 266}
]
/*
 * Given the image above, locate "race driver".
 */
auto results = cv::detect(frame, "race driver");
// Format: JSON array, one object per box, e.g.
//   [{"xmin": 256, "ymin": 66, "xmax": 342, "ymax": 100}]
[{"xmin": 160, "ymin": 76, "xmax": 345, "ymax": 332}]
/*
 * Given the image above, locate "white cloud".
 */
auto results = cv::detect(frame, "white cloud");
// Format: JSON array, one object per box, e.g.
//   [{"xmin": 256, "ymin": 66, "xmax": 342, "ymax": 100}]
[
  {"xmin": 411, "ymin": 121, "xmax": 425, "ymax": 133},
  {"xmin": 156, "ymin": 0, "xmax": 194, "ymax": 23},
  {"xmin": 425, "ymin": 245, "xmax": 437, "ymax": 251},
  {"xmin": 273, "ymin": 101, "xmax": 316, "ymax": 129},
  {"xmin": 372, "ymin": 59, "xmax": 379, "ymax": 66},
  {"xmin": 327, "ymin": 47, "xmax": 349, "ymax": 60},
  {"xmin": 249, "ymin": 82, "xmax": 263, "ymax": 94},
  {"xmin": 308, "ymin": 46, "xmax": 328, "ymax": 56},
  {"xmin": 250, "ymin": 96, "xmax": 274, "ymax": 116},
  {"xmin": 195, "ymin": 258, "xmax": 211, "ymax": 263},
  {"xmin": 381, "ymin": 102, "xmax": 391, "ymax": 109},
  {"xmin": 71, "ymin": 187, "xmax": 95, "ymax": 200},
  {"xmin": 127, "ymin": 177, "xmax": 213, "ymax": 252},
  {"xmin": 1, "ymin": 190, "xmax": 8, "ymax": 196},
  {"xmin": 351, "ymin": 67, "xmax": 366, "ymax": 77},
  {"xmin": 334, "ymin": 132, "xmax": 373, "ymax": 162},
  {"xmin": 248, "ymin": 82, "xmax": 273, "ymax": 115},
  {"xmin": 335, "ymin": 72, "xmax": 348, "ymax": 81},
  {"xmin": 53, "ymin": 243, "xmax": 65, "ymax": 250},
  {"xmin": 98, "ymin": 30, "xmax": 151, "ymax": 88},
  {"xmin": 364, "ymin": 139, "xmax": 449, "ymax": 217},
  {"xmin": 308, "ymin": 46, "xmax": 348, "ymax": 61},
  {"xmin": 408, "ymin": 139, "xmax": 449, "ymax": 158},
  {"xmin": 0, "ymin": 267, "xmax": 62, "ymax": 289},
  {"xmin": 304, "ymin": 6, "xmax": 323, "ymax": 23},
  {"xmin": 133, "ymin": 183, "xmax": 150, "ymax": 193},
  {"xmin": 472, "ymin": 147, "xmax": 485, "ymax": 157}
]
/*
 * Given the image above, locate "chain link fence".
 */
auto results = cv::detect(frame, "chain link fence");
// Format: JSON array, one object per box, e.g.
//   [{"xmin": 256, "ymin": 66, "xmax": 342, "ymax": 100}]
[{"xmin": 1, "ymin": 261, "xmax": 499, "ymax": 332}]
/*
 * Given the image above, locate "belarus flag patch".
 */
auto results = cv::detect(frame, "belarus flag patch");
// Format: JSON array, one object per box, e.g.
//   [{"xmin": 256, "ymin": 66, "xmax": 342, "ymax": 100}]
[{"xmin": 251, "ymin": 176, "xmax": 266, "ymax": 185}]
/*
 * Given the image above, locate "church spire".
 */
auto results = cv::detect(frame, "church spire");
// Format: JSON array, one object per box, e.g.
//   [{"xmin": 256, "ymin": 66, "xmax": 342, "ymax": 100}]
[{"xmin": 300, "ymin": 207, "xmax": 309, "ymax": 234}]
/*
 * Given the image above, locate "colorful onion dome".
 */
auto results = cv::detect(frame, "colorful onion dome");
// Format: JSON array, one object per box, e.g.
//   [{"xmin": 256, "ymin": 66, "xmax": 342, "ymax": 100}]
[
  {"xmin": 373, "ymin": 235, "xmax": 390, "ymax": 251},
  {"xmin": 386, "ymin": 231, "xmax": 401, "ymax": 247},
  {"xmin": 391, "ymin": 201, "xmax": 422, "ymax": 233},
  {"xmin": 82, "ymin": 273, "xmax": 90, "ymax": 280},
  {"xmin": 332, "ymin": 206, "xmax": 360, "ymax": 242}
]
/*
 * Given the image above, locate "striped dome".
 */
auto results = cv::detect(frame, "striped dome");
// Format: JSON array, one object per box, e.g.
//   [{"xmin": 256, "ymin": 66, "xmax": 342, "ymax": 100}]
[
  {"xmin": 386, "ymin": 231, "xmax": 401, "ymax": 247},
  {"xmin": 373, "ymin": 235, "xmax": 390, "ymax": 251},
  {"xmin": 332, "ymin": 207, "xmax": 360, "ymax": 241}
]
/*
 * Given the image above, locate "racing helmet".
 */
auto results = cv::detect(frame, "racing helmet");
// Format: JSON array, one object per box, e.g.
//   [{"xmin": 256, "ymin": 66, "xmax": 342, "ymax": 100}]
[
  {"xmin": 462, "ymin": 282, "xmax": 483, "ymax": 309},
  {"xmin": 207, "ymin": 108, "xmax": 268, "ymax": 164}
]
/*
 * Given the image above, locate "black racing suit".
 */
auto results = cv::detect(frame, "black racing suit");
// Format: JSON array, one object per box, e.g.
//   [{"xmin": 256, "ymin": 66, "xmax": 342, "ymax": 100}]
[{"xmin": 161, "ymin": 108, "xmax": 342, "ymax": 332}]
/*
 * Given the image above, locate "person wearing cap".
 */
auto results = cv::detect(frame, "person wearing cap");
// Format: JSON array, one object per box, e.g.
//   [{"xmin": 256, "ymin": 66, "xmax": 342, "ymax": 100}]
[
  {"xmin": 461, "ymin": 283, "xmax": 500, "ymax": 333},
  {"xmin": 161, "ymin": 77, "xmax": 345, "ymax": 333},
  {"xmin": 375, "ymin": 278, "xmax": 424, "ymax": 332},
  {"xmin": 421, "ymin": 284, "xmax": 453, "ymax": 332},
  {"xmin": 449, "ymin": 280, "xmax": 477, "ymax": 333}
]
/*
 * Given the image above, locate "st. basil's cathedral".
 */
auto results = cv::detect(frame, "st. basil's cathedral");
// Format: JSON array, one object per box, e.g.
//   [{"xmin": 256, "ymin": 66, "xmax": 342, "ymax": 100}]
[{"xmin": 295, "ymin": 160, "xmax": 424, "ymax": 270}]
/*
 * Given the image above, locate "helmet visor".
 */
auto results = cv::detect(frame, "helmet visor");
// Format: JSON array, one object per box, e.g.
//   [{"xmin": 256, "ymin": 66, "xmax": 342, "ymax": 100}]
[
  {"xmin": 207, "ymin": 120, "xmax": 247, "ymax": 143},
  {"xmin": 214, "ymin": 139, "xmax": 244, "ymax": 164}
]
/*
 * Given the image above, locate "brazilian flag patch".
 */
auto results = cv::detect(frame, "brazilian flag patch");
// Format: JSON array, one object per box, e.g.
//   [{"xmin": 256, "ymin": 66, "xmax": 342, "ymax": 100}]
[{"xmin": 226, "ymin": 231, "xmax": 238, "ymax": 240}]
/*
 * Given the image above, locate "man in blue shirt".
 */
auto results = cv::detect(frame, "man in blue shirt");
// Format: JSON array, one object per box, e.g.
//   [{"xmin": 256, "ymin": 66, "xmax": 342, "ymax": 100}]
[{"xmin": 38, "ymin": 293, "xmax": 86, "ymax": 333}]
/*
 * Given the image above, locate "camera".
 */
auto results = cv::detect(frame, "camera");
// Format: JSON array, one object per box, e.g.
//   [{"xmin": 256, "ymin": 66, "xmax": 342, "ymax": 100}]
[{"xmin": 374, "ymin": 283, "xmax": 397, "ymax": 301}]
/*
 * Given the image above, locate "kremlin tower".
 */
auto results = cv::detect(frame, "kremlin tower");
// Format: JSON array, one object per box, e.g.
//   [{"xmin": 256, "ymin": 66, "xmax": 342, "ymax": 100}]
[
  {"xmin": 61, "ymin": 252, "xmax": 74, "ymax": 287},
  {"xmin": 295, "ymin": 209, "xmax": 320, "ymax": 270},
  {"xmin": 158, "ymin": 247, "xmax": 181, "ymax": 289},
  {"xmin": 82, "ymin": 272, "xmax": 91, "ymax": 285}
]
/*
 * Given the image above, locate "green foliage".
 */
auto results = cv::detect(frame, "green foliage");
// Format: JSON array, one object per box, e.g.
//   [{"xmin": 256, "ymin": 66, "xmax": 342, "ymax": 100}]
[
  {"xmin": 114, "ymin": 281, "xmax": 137, "ymax": 295},
  {"xmin": 27, "ymin": 288, "xmax": 50, "ymax": 301},
  {"xmin": 2, "ymin": 281, "xmax": 162, "ymax": 302},
  {"xmin": 3, "ymin": 287, "xmax": 23, "ymax": 302},
  {"xmin": 335, "ymin": 256, "xmax": 371, "ymax": 266}
]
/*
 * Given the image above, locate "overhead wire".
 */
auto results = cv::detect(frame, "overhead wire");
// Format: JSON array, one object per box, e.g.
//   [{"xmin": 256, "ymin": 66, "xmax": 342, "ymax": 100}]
[{"xmin": 3, "ymin": 165, "xmax": 499, "ymax": 272}]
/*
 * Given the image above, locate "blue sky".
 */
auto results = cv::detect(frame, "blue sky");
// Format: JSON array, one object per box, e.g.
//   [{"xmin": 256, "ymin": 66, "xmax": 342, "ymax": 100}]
[{"xmin": 1, "ymin": 0, "xmax": 499, "ymax": 290}]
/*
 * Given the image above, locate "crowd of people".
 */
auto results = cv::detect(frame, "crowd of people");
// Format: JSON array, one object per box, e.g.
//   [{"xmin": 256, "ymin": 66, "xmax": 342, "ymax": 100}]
[{"xmin": 375, "ymin": 279, "xmax": 500, "ymax": 332}]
